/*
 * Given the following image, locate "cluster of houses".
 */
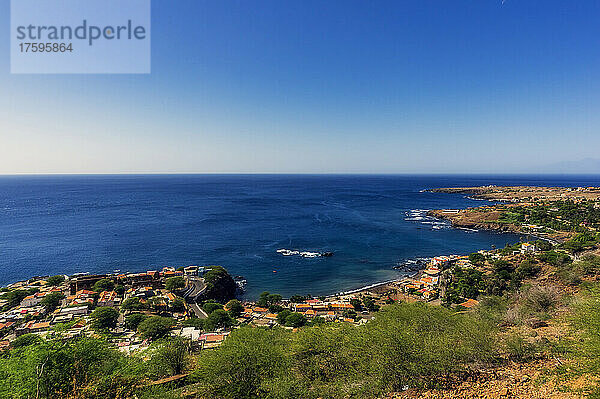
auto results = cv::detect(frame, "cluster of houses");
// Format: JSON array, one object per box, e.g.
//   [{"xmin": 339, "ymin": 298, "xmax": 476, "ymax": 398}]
[
  {"xmin": 397, "ymin": 255, "xmax": 475, "ymax": 301},
  {"xmin": 0, "ymin": 267, "xmax": 202, "ymax": 351}
]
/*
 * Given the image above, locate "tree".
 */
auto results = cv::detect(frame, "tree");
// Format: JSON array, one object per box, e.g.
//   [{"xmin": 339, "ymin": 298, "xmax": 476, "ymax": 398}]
[
  {"xmin": 5, "ymin": 289, "xmax": 30, "ymax": 308},
  {"xmin": 93, "ymin": 278, "xmax": 115, "ymax": 293},
  {"xmin": 46, "ymin": 275, "xmax": 65, "ymax": 286},
  {"xmin": 204, "ymin": 309, "xmax": 234, "ymax": 331},
  {"xmin": 182, "ymin": 317, "xmax": 205, "ymax": 329},
  {"xmin": 289, "ymin": 295, "xmax": 308, "ymax": 303},
  {"xmin": 268, "ymin": 304, "xmax": 284, "ymax": 313},
  {"xmin": 362, "ymin": 297, "xmax": 380, "ymax": 312},
  {"xmin": 114, "ymin": 284, "xmax": 125, "ymax": 296},
  {"xmin": 469, "ymin": 252, "xmax": 486, "ymax": 265},
  {"xmin": 11, "ymin": 333, "xmax": 42, "ymax": 348},
  {"xmin": 165, "ymin": 276, "xmax": 185, "ymax": 292},
  {"xmin": 171, "ymin": 297, "xmax": 186, "ymax": 312},
  {"xmin": 138, "ymin": 316, "xmax": 175, "ymax": 340},
  {"xmin": 124, "ymin": 312, "xmax": 148, "ymax": 331},
  {"xmin": 149, "ymin": 337, "xmax": 191, "ymax": 377},
  {"xmin": 226, "ymin": 299, "xmax": 244, "ymax": 318},
  {"xmin": 40, "ymin": 292, "xmax": 65, "ymax": 312},
  {"xmin": 91, "ymin": 307, "xmax": 120, "ymax": 331},
  {"xmin": 203, "ymin": 301, "xmax": 224, "ymax": 314},
  {"xmin": 121, "ymin": 297, "xmax": 147, "ymax": 311},
  {"xmin": 276, "ymin": 309, "xmax": 291, "ymax": 325},
  {"xmin": 284, "ymin": 312, "xmax": 307, "ymax": 328},
  {"xmin": 257, "ymin": 292, "xmax": 283, "ymax": 308},
  {"xmin": 202, "ymin": 266, "xmax": 237, "ymax": 302},
  {"xmin": 350, "ymin": 298, "xmax": 362, "ymax": 311}
]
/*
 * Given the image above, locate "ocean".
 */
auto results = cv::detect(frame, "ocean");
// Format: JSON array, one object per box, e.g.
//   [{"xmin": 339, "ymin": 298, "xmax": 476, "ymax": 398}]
[{"xmin": 1, "ymin": 174, "xmax": 599, "ymax": 298}]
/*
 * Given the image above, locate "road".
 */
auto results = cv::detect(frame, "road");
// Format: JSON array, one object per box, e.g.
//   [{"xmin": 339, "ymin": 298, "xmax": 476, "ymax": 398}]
[{"xmin": 183, "ymin": 277, "xmax": 208, "ymax": 319}]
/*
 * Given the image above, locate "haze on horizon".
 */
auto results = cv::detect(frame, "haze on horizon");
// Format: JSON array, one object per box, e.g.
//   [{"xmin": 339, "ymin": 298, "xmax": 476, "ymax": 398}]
[{"xmin": 1, "ymin": 1, "xmax": 599, "ymax": 175}]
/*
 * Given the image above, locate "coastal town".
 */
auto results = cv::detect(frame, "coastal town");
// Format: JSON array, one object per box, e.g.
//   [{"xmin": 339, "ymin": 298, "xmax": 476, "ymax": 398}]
[{"xmin": 1, "ymin": 185, "xmax": 600, "ymax": 398}]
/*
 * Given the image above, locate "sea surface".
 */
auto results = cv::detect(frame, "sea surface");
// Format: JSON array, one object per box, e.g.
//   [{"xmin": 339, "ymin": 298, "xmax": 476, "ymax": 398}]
[{"xmin": 1, "ymin": 174, "xmax": 599, "ymax": 298}]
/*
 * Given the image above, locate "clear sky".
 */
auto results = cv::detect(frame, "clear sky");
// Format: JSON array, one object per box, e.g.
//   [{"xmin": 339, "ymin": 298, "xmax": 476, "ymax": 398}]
[{"xmin": 1, "ymin": 0, "xmax": 599, "ymax": 174}]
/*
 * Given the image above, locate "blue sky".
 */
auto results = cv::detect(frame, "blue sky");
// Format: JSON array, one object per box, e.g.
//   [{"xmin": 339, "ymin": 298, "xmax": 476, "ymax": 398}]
[{"xmin": 1, "ymin": 0, "xmax": 599, "ymax": 174}]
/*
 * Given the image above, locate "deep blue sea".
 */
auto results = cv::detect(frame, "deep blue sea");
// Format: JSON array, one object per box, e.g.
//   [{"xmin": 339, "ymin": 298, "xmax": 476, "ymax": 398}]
[{"xmin": 1, "ymin": 175, "xmax": 599, "ymax": 298}]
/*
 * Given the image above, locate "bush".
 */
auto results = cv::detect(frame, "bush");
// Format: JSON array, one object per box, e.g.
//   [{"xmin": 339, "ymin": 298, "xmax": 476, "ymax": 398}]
[
  {"xmin": 504, "ymin": 333, "xmax": 539, "ymax": 361},
  {"xmin": 516, "ymin": 260, "xmax": 541, "ymax": 279},
  {"xmin": 469, "ymin": 252, "xmax": 486, "ymax": 265},
  {"xmin": 284, "ymin": 313, "xmax": 307, "ymax": 328},
  {"xmin": 522, "ymin": 285, "xmax": 560, "ymax": 314},
  {"xmin": 182, "ymin": 317, "xmax": 204, "ymax": 329},
  {"xmin": 192, "ymin": 327, "xmax": 291, "ymax": 399},
  {"xmin": 148, "ymin": 337, "xmax": 191, "ymax": 377}
]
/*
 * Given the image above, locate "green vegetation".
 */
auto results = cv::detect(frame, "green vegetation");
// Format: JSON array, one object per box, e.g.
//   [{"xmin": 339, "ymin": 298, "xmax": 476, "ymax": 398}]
[
  {"xmin": 91, "ymin": 307, "xmax": 120, "ymax": 331},
  {"xmin": 46, "ymin": 275, "xmax": 65, "ymax": 286},
  {"xmin": 202, "ymin": 266, "xmax": 237, "ymax": 302},
  {"xmin": 137, "ymin": 316, "xmax": 176, "ymax": 340},
  {"xmin": 40, "ymin": 292, "xmax": 65, "ymax": 312},
  {"xmin": 202, "ymin": 301, "xmax": 223, "ymax": 314},
  {"xmin": 124, "ymin": 312, "xmax": 148, "ymax": 331},
  {"xmin": 226, "ymin": 299, "xmax": 244, "ymax": 318},
  {"xmin": 204, "ymin": 309, "xmax": 234, "ymax": 331},
  {"xmin": 191, "ymin": 302, "xmax": 494, "ymax": 398},
  {"xmin": 165, "ymin": 277, "xmax": 185, "ymax": 292},
  {"xmin": 257, "ymin": 292, "xmax": 282, "ymax": 308},
  {"xmin": 93, "ymin": 278, "xmax": 115, "ymax": 293},
  {"xmin": 121, "ymin": 297, "xmax": 147, "ymax": 311}
]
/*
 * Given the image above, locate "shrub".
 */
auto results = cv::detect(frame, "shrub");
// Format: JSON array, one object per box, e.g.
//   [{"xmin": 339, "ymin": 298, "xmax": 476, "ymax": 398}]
[
  {"xmin": 504, "ymin": 333, "xmax": 539, "ymax": 361},
  {"xmin": 148, "ymin": 337, "xmax": 191, "ymax": 377},
  {"xmin": 522, "ymin": 285, "xmax": 560, "ymax": 314}
]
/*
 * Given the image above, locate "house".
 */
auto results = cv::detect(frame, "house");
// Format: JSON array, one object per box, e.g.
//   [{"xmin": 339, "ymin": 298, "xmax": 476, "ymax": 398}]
[
  {"xmin": 521, "ymin": 242, "xmax": 537, "ymax": 254},
  {"xmin": 458, "ymin": 298, "xmax": 479, "ymax": 309},
  {"xmin": 184, "ymin": 266, "xmax": 199, "ymax": 276},
  {"xmin": 97, "ymin": 291, "xmax": 118, "ymax": 307},
  {"xmin": 20, "ymin": 293, "xmax": 44, "ymax": 307},
  {"xmin": 58, "ymin": 306, "xmax": 88, "ymax": 316}
]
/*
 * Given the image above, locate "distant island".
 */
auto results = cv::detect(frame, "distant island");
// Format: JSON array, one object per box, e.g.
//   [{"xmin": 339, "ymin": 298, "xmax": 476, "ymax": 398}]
[{"xmin": 1, "ymin": 186, "xmax": 599, "ymax": 399}]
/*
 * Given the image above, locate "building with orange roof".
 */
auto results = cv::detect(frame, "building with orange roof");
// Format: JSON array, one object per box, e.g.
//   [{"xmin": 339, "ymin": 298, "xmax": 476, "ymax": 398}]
[
  {"xmin": 97, "ymin": 291, "xmax": 118, "ymax": 307},
  {"xmin": 458, "ymin": 298, "xmax": 479, "ymax": 309}
]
